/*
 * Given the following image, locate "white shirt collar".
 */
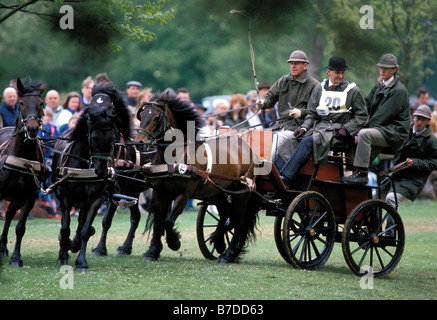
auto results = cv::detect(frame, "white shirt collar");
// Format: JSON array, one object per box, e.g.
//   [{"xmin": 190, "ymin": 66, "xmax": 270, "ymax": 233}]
[{"xmin": 383, "ymin": 76, "xmax": 394, "ymax": 87}]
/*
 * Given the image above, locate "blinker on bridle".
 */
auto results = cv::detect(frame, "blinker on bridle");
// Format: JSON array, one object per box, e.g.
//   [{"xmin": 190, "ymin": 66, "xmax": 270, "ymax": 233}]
[{"xmin": 137, "ymin": 102, "xmax": 168, "ymax": 142}]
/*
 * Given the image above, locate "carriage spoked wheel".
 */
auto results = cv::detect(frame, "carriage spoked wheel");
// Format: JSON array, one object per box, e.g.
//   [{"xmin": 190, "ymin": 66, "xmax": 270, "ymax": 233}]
[
  {"xmin": 196, "ymin": 203, "xmax": 234, "ymax": 260},
  {"xmin": 342, "ymin": 199, "xmax": 405, "ymax": 278},
  {"xmin": 282, "ymin": 191, "xmax": 336, "ymax": 270},
  {"xmin": 273, "ymin": 216, "xmax": 288, "ymax": 262}
]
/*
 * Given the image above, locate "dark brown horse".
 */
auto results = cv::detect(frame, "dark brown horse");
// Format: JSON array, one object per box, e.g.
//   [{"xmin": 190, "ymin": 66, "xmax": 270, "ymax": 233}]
[
  {"xmin": 51, "ymin": 84, "xmax": 132, "ymax": 272},
  {"xmin": 0, "ymin": 78, "xmax": 47, "ymax": 267},
  {"xmin": 135, "ymin": 91, "xmax": 262, "ymax": 263}
]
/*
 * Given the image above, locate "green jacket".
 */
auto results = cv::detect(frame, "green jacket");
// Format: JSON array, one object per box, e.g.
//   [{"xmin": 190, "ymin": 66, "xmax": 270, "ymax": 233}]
[
  {"xmin": 365, "ymin": 75, "xmax": 410, "ymax": 154},
  {"xmin": 391, "ymin": 125, "xmax": 437, "ymax": 201},
  {"xmin": 262, "ymin": 71, "xmax": 319, "ymax": 131},
  {"xmin": 301, "ymin": 79, "xmax": 368, "ymax": 164}
]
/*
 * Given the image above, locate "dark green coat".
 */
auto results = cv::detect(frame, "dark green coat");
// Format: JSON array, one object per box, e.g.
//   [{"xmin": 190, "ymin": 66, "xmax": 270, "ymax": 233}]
[
  {"xmin": 391, "ymin": 125, "xmax": 437, "ymax": 201},
  {"xmin": 365, "ymin": 75, "xmax": 410, "ymax": 154},
  {"xmin": 262, "ymin": 71, "xmax": 319, "ymax": 131}
]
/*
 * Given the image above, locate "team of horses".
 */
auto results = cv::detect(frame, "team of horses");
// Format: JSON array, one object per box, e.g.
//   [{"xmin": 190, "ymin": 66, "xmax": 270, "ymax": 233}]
[{"xmin": 0, "ymin": 79, "xmax": 262, "ymax": 271}]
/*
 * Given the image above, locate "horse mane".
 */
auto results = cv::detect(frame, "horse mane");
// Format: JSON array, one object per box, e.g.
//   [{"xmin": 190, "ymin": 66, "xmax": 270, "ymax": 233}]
[
  {"xmin": 91, "ymin": 84, "xmax": 132, "ymax": 139},
  {"xmin": 151, "ymin": 91, "xmax": 205, "ymax": 135}
]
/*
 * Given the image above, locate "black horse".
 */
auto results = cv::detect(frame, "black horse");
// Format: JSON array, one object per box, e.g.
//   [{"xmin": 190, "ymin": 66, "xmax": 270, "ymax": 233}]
[
  {"xmin": 135, "ymin": 91, "xmax": 262, "ymax": 264},
  {"xmin": 0, "ymin": 78, "xmax": 47, "ymax": 267},
  {"xmin": 91, "ymin": 137, "xmax": 155, "ymax": 257},
  {"xmin": 51, "ymin": 84, "xmax": 131, "ymax": 272}
]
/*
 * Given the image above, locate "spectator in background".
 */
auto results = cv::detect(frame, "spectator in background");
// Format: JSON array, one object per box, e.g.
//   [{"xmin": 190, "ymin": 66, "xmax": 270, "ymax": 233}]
[
  {"xmin": 410, "ymin": 87, "xmax": 430, "ymax": 125},
  {"xmin": 125, "ymin": 80, "xmax": 142, "ymax": 108},
  {"xmin": 35, "ymin": 108, "xmax": 60, "ymax": 219},
  {"xmin": 80, "ymin": 76, "xmax": 94, "ymax": 106},
  {"xmin": 195, "ymin": 104, "xmax": 207, "ymax": 118},
  {"xmin": 245, "ymin": 90, "xmax": 263, "ymax": 129},
  {"xmin": 0, "ymin": 87, "xmax": 19, "ymax": 127},
  {"xmin": 44, "ymin": 90, "xmax": 63, "ymax": 130},
  {"xmin": 95, "ymin": 72, "xmax": 111, "ymax": 86},
  {"xmin": 258, "ymin": 82, "xmax": 277, "ymax": 126},
  {"xmin": 132, "ymin": 87, "xmax": 153, "ymax": 131},
  {"xmin": 224, "ymin": 93, "xmax": 247, "ymax": 129},
  {"xmin": 58, "ymin": 91, "xmax": 83, "ymax": 132},
  {"xmin": 213, "ymin": 98, "xmax": 229, "ymax": 129},
  {"xmin": 430, "ymin": 101, "xmax": 437, "ymax": 133},
  {"xmin": 177, "ymin": 88, "xmax": 194, "ymax": 107}
]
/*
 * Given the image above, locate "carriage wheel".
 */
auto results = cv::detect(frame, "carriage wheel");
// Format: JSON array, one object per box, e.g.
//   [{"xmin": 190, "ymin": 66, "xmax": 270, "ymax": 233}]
[
  {"xmin": 282, "ymin": 191, "xmax": 336, "ymax": 270},
  {"xmin": 196, "ymin": 203, "xmax": 234, "ymax": 260},
  {"xmin": 273, "ymin": 216, "xmax": 288, "ymax": 262},
  {"xmin": 342, "ymin": 199, "xmax": 405, "ymax": 278}
]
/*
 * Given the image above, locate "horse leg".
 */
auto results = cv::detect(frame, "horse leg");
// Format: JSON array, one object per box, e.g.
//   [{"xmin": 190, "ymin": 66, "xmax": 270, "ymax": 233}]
[
  {"xmin": 164, "ymin": 195, "xmax": 189, "ymax": 251},
  {"xmin": 0, "ymin": 202, "xmax": 22, "ymax": 258},
  {"xmin": 116, "ymin": 204, "xmax": 141, "ymax": 255},
  {"xmin": 208, "ymin": 194, "xmax": 233, "ymax": 255},
  {"xmin": 75, "ymin": 199, "xmax": 100, "ymax": 272},
  {"xmin": 143, "ymin": 194, "xmax": 167, "ymax": 262},
  {"xmin": 92, "ymin": 202, "xmax": 117, "ymax": 257},
  {"xmin": 217, "ymin": 192, "xmax": 260, "ymax": 264},
  {"xmin": 58, "ymin": 198, "xmax": 73, "ymax": 265},
  {"xmin": 10, "ymin": 199, "xmax": 35, "ymax": 267},
  {"xmin": 72, "ymin": 206, "xmax": 93, "ymax": 253}
]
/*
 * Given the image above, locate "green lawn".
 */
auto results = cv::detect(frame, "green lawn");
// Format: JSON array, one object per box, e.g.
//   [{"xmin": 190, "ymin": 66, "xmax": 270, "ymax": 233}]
[{"xmin": 0, "ymin": 199, "xmax": 436, "ymax": 300}]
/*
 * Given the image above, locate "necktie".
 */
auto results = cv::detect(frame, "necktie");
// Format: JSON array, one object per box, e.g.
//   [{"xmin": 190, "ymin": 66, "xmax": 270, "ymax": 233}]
[{"xmin": 330, "ymin": 85, "xmax": 334, "ymax": 91}]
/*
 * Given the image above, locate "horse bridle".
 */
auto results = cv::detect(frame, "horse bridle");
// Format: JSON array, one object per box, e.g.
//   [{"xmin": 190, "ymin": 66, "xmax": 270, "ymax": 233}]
[
  {"xmin": 16, "ymin": 92, "xmax": 44, "ymax": 140},
  {"xmin": 137, "ymin": 102, "xmax": 169, "ymax": 142}
]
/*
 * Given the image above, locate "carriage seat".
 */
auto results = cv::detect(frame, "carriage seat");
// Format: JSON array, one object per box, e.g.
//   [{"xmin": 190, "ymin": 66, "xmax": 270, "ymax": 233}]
[{"xmin": 329, "ymin": 135, "xmax": 355, "ymax": 166}]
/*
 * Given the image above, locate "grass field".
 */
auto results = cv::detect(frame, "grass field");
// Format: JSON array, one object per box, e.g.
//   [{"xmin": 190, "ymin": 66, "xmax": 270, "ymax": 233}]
[{"xmin": 0, "ymin": 199, "xmax": 436, "ymax": 301}]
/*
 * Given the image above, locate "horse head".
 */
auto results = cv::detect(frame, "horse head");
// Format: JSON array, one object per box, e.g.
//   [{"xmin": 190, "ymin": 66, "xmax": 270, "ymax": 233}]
[
  {"xmin": 16, "ymin": 78, "xmax": 46, "ymax": 140},
  {"xmin": 70, "ymin": 94, "xmax": 118, "ymax": 179},
  {"xmin": 134, "ymin": 90, "xmax": 204, "ymax": 151}
]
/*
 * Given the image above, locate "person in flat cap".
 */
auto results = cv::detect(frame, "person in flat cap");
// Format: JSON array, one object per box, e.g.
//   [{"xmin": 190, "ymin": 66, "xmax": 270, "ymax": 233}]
[
  {"xmin": 382, "ymin": 104, "xmax": 437, "ymax": 209},
  {"xmin": 125, "ymin": 80, "xmax": 142, "ymax": 108},
  {"xmin": 277, "ymin": 56, "xmax": 368, "ymax": 188},
  {"xmin": 342, "ymin": 53, "xmax": 410, "ymax": 185},
  {"xmin": 257, "ymin": 50, "xmax": 319, "ymax": 169}
]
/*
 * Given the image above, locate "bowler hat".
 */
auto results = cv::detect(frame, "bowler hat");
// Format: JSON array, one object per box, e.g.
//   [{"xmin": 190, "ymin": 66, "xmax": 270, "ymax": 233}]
[
  {"xmin": 413, "ymin": 104, "xmax": 432, "ymax": 120},
  {"xmin": 326, "ymin": 56, "xmax": 348, "ymax": 71}
]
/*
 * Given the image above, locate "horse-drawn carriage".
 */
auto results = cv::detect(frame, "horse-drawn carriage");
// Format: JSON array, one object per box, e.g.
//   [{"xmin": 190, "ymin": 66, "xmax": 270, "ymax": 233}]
[
  {"xmin": 196, "ymin": 127, "xmax": 405, "ymax": 278},
  {"xmin": 131, "ymin": 92, "xmax": 404, "ymax": 278},
  {"xmin": 0, "ymin": 84, "xmax": 404, "ymax": 277}
]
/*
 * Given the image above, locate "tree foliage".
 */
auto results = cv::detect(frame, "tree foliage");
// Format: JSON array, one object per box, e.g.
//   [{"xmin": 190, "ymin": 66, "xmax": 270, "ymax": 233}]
[{"xmin": 0, "ymin": 0, "xmax": 436, "ymax": 100}]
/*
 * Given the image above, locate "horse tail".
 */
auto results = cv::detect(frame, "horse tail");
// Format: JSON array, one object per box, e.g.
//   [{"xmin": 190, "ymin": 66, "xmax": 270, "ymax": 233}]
[
  {"xmin": 142, "ymin": 206, "xmax": 155, "ymax": 238},
  {"xmin": 245, "ymin": 192, "xmax": 262, "ymax": 244}
]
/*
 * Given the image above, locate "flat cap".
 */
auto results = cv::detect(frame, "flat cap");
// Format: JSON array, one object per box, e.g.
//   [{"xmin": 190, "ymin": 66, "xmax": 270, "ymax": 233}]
[{"xmin": 126, "ymin": 81, "xmax": 142, "ymax": 88}]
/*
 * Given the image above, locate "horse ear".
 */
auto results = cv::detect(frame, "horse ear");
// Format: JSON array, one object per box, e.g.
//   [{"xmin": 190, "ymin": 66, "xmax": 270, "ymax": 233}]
[
  {"xmin": 16, "ymin": 78, "xmax": 24, "ymax": 92},
  {"xmin": 136, "ymin": 106, "xmax": 144, "ymax": 121},
  {"xmin": 36, "ymin": 82, "xmax": 46, "ymax": 95}
]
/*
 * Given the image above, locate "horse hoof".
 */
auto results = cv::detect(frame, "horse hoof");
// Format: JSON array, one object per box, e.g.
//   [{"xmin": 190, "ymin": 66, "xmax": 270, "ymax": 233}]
[
  {"xmin": 10, "ymin": 260, "xmax": 23, "ymax": 267},
  {"xmin": 75, "ymin": 267, "xmax": 88, "ymax": 273},
  {"xmin": 116, "ymin": 248, "xmax": 131, "ymax": 256},
  {"xmin": 217, "ymin": 256, "xmax": 229, "ymax": 265},
  {"xmin": 142, "ymin": 255, "xmax": 156, "ymax": 262},
  {"xmin": 167, "ymin": 240, "xmax": 181, "ymax": 252},
  {"xmin": 91, "ymin": 248, "xmax": 107, "ymax": 257}
]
